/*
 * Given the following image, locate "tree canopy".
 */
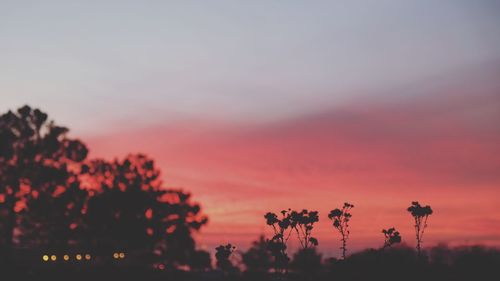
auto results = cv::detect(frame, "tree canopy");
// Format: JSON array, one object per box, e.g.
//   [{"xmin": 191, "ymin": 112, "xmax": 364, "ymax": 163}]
[{"xmin": 0, "ymin": 105, "xmax": 207, "ymax": 268}]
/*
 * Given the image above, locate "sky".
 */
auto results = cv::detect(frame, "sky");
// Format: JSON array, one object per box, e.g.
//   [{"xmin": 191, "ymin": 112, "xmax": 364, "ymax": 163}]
[{"xmin": 1, "ymin": 1, "xmax": 500, "ymax": 257}]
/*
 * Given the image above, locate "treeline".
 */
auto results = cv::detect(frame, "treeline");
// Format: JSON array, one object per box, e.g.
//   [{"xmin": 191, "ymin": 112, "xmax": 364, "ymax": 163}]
[
  {"xmin": 1, "ymin": 106, "xmax": 499, "ymax": 280},
  {"xmin": 0, "ymin": 106, "xmax": 209, "ymax": 269}
]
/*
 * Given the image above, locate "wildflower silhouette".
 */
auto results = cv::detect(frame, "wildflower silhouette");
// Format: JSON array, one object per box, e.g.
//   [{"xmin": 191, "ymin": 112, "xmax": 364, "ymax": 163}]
[
  {"xmin": 407, "ymin": 201, "xmax": 433, "ymax": 256},
  {"xmin": 290, "ymin": 209, "xmax": 319, "ymax": 249},
  {"xmin": 382, "ymin": 227, "xmax": 402, "ymax": 249},
  {"xmin": 264, "ymin": 210, "xmax": 294, "ymax": 274},
  {"xmin": 328, "ymin": 202, "xmax": 354, "ymax": 259}
]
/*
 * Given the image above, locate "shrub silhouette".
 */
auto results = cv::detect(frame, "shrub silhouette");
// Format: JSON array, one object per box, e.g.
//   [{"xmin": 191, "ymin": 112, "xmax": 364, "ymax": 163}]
[
  {"xmin": 189, "ymin": 250, "xmax": 212, "ymax": 272},
  {"xmin": 331, "ymin": 246, "xmax": 421, "ymax": 281},
  {"xmin": 328, "ymin": 202, "xmax": 354, "ymax": 259},
  {"xmin": 407, "ymin": 201, "xmax": 433, "ymax": 255},
  {"xmin": 291, "ymin": 247, "xmax": 323, "ymax": 276},
  {"xmin": 449, "ymin": 245, "xmax": 500, "ymax": 280},
  {"xmin": 242, "ymin": 235, "xmax": 273, "ymax": 273},
  {"xmin": 382, "ymin": 227, "xmax": 402, "ymax": 249},
  {"xmin": 215, "ymin": 244, "xmax": 237, "ymax": 273}
]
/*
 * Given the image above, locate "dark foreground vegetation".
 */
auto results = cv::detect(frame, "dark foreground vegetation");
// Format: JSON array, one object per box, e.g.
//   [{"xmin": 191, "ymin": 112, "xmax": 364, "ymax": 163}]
[
  {"xmin": 1, "ymin": 106, "xmax": 208, "ymax": 270},
  {"xmin": 1, "ymin": 106, "xmax": 499, "ymax": 280},
  {"xmin": 4, "ymin": 245, "xmax": 500, "ymax": 281}
]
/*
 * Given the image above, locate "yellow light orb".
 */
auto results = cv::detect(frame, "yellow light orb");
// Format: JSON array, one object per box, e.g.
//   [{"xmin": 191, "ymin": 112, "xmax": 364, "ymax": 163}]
[
  {"xmin": 119, "ymin": 252, "xmax": 125, "ymax": 259},
  {"xmin": 42, "ymin": 255, "xmax": 49, "ymax": 262},
  {"xmin": 63, "ymin": 255, "xmax": 70, "ymax": 261},
  {"xmin": 50, "ymin": 255, "xmax": 57, "ymax": 261},
  {"xmin": 113, "ymin": 252, "xmax": 119, "ymax": 259},
  {"xmin": 85, "ymin": 254, "xmax": 91, "ymax": 260},
  {"xmin": 76, "ymin": 254, "xmax": 82, "ymax": 260}
]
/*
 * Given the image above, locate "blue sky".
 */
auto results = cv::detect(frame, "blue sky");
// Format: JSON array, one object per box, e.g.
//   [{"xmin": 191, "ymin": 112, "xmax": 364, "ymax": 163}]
[{"xmin": 2, "ymin": 0, "xmax": 500, "ymax": 134}]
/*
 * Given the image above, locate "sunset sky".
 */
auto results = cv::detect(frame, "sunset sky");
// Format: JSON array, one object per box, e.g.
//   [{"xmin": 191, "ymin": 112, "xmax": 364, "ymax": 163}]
[{"xmin": 2, "ymin": 1, "xmax": 500, "ymax": 257}]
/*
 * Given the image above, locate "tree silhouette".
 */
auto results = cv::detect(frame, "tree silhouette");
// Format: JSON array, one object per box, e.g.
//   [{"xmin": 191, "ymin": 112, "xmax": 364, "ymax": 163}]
[
  {"xmin": 242, "ymin": 235, "xmax": 273, "ymax": 273},
  {"xmin": 407, "ymin": 201, "xmax": 433, "ymax": 256},
  {"xmin": 18, "ymin": 180, "xmax": 89, "ymax": 250},
  {"xmin": 0, "ymin": 106, "xmax": 88, "ymax": 261},
  {"xmin": 1, "ymin": 106, "xmax": 209, "ymax": 270},
  {"xmin": 290, "ymin": 209, "xmax": 319, "ymax": 249},
  {"xmin": 189, "ymin": 250, "xmax": 212, "ymax": 272},
  {"xmin": 382, "ymin": 227, "xmax": 402, "ymax": 249},
  {"xmin": 291, "ymin": 247, "xmax": 323, "ymax": 276},
  {"xmin": 215, "ymin": 244, "xmax": 237, "ymax": 273},
  {"xmin": 328, "ymin": 202, "xmax": 354, "ymax": 259},
  {"xmin": 82, "ymin": 156, "xmax": 162, "ymax": 260},
  {"xmin": 82, "ymin": 155, "xmax": 208, "ymax": 266},
  {"xmin": 156, "ymin": 189, "xmax": 208, "ymax": 267},
  {"xmin": 264, "ymin": 210, "xmax": 294, "ymax": 274}
]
